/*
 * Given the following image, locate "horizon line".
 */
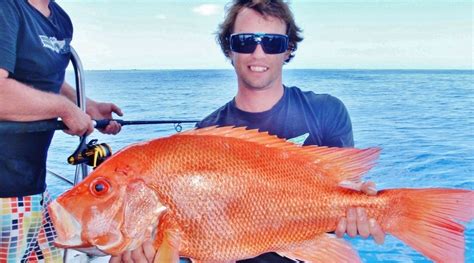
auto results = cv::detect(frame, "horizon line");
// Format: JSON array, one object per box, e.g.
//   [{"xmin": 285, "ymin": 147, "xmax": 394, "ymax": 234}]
[{"xmin": 66, "ymin": 68, "xmax": 474, "ymax": 71}]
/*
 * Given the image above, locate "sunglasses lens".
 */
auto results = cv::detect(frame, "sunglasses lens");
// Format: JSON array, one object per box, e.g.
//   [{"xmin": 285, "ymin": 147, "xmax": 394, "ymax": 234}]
[
  {"xmin": 261, "ymin": 35, "xmax": 288, "ymax": 54},
  {"xmin": 230, "ymin": 34, "xmax": 257, "ymax": 54},
  {"xmin": 230, "ymin": 34, "xmax": 289, "ymax": 54}
]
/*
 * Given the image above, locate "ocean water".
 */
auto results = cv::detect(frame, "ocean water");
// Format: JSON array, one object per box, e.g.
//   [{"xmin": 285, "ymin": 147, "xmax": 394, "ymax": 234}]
[{"xmin": 46, "ymin": 69, "xmax": 473, "ymax": 262}]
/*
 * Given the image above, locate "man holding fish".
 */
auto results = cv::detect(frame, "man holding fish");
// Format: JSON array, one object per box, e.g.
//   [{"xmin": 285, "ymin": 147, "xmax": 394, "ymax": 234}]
[{"xmin": 111, "ymin": 0, "xmax": 385, "ymax": 262}]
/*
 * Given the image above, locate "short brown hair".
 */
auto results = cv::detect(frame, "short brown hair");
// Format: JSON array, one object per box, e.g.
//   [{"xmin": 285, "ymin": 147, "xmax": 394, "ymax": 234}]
[{"xmin": 217, "ymin": 0, "xmax": 303, "ymax": 63}]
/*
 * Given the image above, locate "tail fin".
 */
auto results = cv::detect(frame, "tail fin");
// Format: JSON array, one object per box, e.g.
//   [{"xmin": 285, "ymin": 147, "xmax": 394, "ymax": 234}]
[{"xmin": 384, "ymin": 188, "xmax": 474, "ymax": 262}]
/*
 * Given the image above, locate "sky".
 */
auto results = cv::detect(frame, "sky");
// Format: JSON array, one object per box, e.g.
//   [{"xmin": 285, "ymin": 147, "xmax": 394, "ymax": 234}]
[{"xmin": 60, "ymin": 0, "xmax": 473, "ymax": 70}]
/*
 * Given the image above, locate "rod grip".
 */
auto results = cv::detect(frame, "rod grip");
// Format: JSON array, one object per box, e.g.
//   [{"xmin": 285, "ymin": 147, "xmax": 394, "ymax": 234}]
[{"xmin": 93, "ymin": 119, "xmax": 111, "ymax": 129}]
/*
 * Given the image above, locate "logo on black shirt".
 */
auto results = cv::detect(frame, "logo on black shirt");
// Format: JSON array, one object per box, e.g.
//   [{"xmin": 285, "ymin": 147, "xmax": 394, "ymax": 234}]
[{"xmin": 39, "ymin": 35, "xmax": 70, "ymax": 54}]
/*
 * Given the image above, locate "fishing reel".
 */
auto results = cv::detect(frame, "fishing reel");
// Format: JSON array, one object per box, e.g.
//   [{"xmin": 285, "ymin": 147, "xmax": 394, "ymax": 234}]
[{"xmin": 68, "ymin": 139, "xmax": 112, "ymax": 168}]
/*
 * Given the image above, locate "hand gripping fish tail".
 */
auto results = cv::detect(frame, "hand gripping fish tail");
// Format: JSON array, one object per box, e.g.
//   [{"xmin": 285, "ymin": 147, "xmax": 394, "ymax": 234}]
[{"xmin": 47, "ymin": 126, "xmax": 474, "ymax": 263}]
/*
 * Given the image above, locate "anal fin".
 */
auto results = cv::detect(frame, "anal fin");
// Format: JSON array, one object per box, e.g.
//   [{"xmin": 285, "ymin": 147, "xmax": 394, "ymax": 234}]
[{"xmin": 277, "ymin": 233, "xmax": 360, "ymax": 263}]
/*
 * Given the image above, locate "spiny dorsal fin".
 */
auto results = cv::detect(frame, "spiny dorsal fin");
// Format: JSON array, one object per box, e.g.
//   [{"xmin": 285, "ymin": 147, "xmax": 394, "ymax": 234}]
[
  {"xmin": 300, "ymin": 145, "xmax": 381, "ymax": 183},
  {"xmin": 178, "ymin": 126, "xmax": 380, "ymax": 184}
]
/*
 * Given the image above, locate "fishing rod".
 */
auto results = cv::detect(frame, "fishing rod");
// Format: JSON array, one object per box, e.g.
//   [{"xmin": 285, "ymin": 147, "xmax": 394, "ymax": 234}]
[
  {"xmin": 0, "ymin": 118, "xmax": 200, "ymax": 170},
  {"xmin": 47, "ymin": 169, "xmax": 74, "ymax": 185},
  {"xmin": 0, "ymin": 118, "xmax": 200, "ymax": 134}
]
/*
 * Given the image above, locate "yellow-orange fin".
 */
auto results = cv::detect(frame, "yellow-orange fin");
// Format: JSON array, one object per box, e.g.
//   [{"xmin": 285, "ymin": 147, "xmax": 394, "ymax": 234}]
[
  {"xmin": 153, "ymin": 229, "xmax": 181, "ymax": 263},
  {"xmin": 180, "ymin": 126, "xmax": 380, "ymax": 183},
  {"xmin": 384, "ymin": 188, "xmax": 474, "ymax": 262},
  {"xmin": 277, "ymin": 233, "xmax": 361, "ymax": 263},
  {"xmin": 301, "ymin": 145, "xmax": 380, "ymax": 184}
]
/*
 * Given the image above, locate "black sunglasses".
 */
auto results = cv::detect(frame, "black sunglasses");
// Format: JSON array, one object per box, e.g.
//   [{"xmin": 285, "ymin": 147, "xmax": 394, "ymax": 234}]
[{"xmin": 229, "ymin": 33, "xmax": 289, "ymax": 54}]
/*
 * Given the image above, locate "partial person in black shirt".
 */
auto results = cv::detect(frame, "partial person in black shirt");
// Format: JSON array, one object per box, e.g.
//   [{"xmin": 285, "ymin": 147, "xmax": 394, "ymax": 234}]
[
  {"xmin": 0, "ymin": 0, "xmax": 122, "ymax": 261},
  {"xmin": 195, "ymin": 0, "xmax": 385, "ymax": 262}
]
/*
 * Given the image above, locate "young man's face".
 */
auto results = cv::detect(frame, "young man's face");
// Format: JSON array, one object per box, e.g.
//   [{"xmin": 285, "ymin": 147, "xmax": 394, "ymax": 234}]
[{"xmin": 230, "ymin": 8, "xmax": 290, "ymax": 91}]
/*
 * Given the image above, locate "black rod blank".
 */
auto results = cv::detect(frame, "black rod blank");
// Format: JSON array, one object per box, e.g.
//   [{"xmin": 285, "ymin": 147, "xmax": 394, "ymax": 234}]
[{"xmin": 0, "ymin": 119, "xmax": 199, "ymax": 134}]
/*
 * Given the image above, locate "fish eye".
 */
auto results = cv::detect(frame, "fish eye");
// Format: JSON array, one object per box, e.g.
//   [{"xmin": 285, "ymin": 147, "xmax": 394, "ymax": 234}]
[
  {"xmin": 90, "ymin": 178, "xmax": 111, "ymax": 197},
  {"xmin": 95, "ymin": 183, "xmax": 105, "ymax": 192}
]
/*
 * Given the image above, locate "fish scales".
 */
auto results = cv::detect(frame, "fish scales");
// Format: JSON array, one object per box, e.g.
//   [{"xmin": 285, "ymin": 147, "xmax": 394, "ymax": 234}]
[
  {"xmin": 48, "ymin": 126, "xmax": 474, "ymax": 262},
  {"xmin": 141, "ymin": 135, "xmax": 384, "ymax": 259}
]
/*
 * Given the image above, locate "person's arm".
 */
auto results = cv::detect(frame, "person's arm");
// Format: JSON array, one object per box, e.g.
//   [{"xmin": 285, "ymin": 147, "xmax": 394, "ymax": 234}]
[
  {"xmin": 0, "ymin": 69, "xmax": 94, "ymax": 135},
  {"xmin": 321, "ymin": 95, "xmax": 354, "ymax": 147},
  {"xmin": 320, "ymin": 95, "xmax": 385, "ymax": 243},
  {"xmin": 60, "ymin": 82, "xmax": 123, "ymax": 134}
]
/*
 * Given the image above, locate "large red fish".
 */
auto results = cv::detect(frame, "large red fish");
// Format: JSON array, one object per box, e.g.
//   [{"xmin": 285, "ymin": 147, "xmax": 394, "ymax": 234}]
[{"xmin": 48, "ymin": 126, "xmax": 473, "ymax": 262}]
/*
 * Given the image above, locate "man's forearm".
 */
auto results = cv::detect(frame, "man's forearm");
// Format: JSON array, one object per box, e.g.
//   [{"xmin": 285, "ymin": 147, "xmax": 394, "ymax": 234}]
[
  {"xmin": 0, "ymin": 78, "xmax": 75, "ymax": 121},
  {"xmin": 60, "ymin": 81, "xmax": 97, "ymax": 111},
  {"xmin": 59, "ymin": 81, "xmax": 77, "ymax": 103}
]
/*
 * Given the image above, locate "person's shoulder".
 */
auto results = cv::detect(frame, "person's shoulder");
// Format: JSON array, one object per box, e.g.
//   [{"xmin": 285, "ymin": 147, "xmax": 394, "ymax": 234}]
[
  {"xmin": 320, "ymin": 93, "xmax": 346, "ymax": 108},
  {"xmin": 0, "ymin": 0, "xmax": 22, "ymax": 26},
  {"xmin": 0, "ymin": 0, "xmax": 19, "ymax": 10},
  {"xmin": 286, "ymin": 86, "xmax": 344, "ymax": 106},
  {"xmin": 1, "ymin": 0, "xmax": 17, "ymax": 4},
  {"xmin": 1, "ymin": 0, "xmax": 44, "ymax": 18},
  {"xmin": 196, "ymin": 102, "xmax": 232, "ymax": 128}
]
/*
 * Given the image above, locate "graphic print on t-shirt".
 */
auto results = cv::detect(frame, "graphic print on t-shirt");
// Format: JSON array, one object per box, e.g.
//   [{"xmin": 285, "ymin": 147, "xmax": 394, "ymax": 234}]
[{"xmin": 39, "ymin": 35, "xmax": 70, "ymax": 54}]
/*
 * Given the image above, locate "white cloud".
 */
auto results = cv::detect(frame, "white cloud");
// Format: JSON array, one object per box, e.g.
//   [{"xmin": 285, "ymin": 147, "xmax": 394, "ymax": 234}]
[
  {"xmin": 155, "ymin": 14, "xmax": 167, "ymax": 20},
  {"xmin": 192, "ymin": 4, "xmax": 220, "ymax": 16}
]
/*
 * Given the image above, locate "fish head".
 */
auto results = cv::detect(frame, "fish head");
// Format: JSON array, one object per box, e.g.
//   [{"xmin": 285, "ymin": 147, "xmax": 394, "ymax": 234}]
[{"xmin": 48, "ymin": 156, "xmax": 167, "ymax": 256}]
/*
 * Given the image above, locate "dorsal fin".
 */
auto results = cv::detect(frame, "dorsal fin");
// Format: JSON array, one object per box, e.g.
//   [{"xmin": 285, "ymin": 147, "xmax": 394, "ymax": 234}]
[{"xmin": 178, "ymin": 126, "xmax": 380, "ymax": 184}]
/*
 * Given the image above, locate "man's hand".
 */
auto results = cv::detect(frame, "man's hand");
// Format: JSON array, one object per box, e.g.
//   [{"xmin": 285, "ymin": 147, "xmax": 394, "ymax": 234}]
[
  {"xmin": 86, "ymin": 100, "xmax": 123, "ymax": 135},
  {"xmin": 59, "ymin": 82, "xmax": 123, "ymax": 135},
  {"xmin": 335, "ymin": 181, "xmax": 385, "ymax": 244},
  {"xmin": 109, "ymin": 239, "xmax": 155, "ymax": 263},
  {"xmin": 60, "ymin": 100, "xmax": 94, "ymax": 136}
]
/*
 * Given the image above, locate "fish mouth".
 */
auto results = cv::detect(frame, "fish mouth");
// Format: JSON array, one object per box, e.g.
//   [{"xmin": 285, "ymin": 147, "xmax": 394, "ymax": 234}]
[
  {"xmin": 48, "ymin": 200, "xmax": 88, "ymax": 248},
  {"xmin": 48, "ymin": 201, "xmax": 124, "ymax": 256}
]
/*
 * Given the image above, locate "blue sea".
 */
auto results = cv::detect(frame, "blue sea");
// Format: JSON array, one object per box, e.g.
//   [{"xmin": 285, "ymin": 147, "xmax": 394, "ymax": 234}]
[{"xmin": 46, "ymin": 69, "xmax": 473, "ymax": 262}]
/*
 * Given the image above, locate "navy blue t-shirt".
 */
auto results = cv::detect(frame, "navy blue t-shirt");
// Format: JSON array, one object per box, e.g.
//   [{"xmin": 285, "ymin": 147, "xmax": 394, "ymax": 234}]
[
  {"xmin": 196, "ymin": 86, "xmax": 353, "ymax": 263},
  {"xmin": 0, "ymin": 0, "xmax": 73, "ymax": 197},
  {"xmin": 197, "ymin": 86, "xmax": 354, "ymax": 147}
]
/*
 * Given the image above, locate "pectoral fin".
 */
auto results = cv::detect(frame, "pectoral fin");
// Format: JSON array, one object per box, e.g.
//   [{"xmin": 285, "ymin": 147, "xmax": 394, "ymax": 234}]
[
  {"xmin": 277, "ymin": 233, "xmax": 360, "ymax": 263},
  {"xmin": 153, "ymin": 229, "xmax": 181, "ymax": 263}
]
